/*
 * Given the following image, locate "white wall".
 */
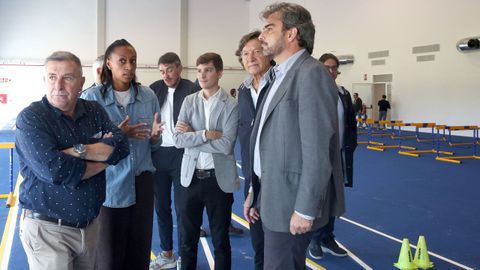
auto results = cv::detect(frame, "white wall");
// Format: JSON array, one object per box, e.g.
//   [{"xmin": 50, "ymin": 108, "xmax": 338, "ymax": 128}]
[
  {"xmin": 246, "ymin": 0, "xmax": 480, "ymax": 126},
  {"xmin": 1, "ymin": 0, "xmax": 479, "ymax": 129}
]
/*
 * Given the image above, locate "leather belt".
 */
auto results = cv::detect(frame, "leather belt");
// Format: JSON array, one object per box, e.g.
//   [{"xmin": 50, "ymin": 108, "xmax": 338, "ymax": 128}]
[
  {"xmin": 23, "ymin": 209, "xmax": 92, "ymax": 228},
  {"xmin": 194, "ymin": 169, "xmax": 215, "ymax": 180}
]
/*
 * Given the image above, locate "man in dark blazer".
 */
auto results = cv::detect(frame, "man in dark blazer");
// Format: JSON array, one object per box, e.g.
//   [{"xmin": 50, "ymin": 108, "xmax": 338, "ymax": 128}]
[
  {"xmin": 235, "ymin": 30, "xmax": 274, "ymax": 270},
  {"xmin": 245, "ymin": 3, "xmax": 346, "ymax": 270},
  {"xmin": 308, "ymin": 53, "xmax": 357, "ymax": 260},
  {"xmin": 149, "ymin": 52, "xmax": 200, "ymax": 270}
]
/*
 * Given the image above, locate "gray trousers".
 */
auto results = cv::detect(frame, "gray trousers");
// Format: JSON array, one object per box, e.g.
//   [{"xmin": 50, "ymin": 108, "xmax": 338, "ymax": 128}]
[{"xmin": 263, "ymin": 226, "xmax": 312, "ymax": 270}]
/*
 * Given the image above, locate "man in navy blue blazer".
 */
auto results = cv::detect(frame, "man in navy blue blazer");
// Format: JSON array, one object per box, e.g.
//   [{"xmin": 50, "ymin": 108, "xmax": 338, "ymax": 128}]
[
  {"xmin": 235, "ymin": 30, "xmax": 274, "ymax": 270},
  {"xmin": 149, "ymin": 52, "xmax": 200, "ymax": 270}
]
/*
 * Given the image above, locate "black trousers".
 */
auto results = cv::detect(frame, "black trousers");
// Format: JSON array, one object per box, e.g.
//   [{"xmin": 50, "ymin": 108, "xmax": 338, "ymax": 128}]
[
  {"xmin": 263, "ymin": 226, "xmax": 312, "ymax": 270},
  {"xmin": 95, "ymin": 172, "xmax": 154, "ymax": 270},
  {"xmin": 177, "ymin": 175, "xmax": 233, "ymax": 270},
  {"xmin": 311, "ymin": 216, "xmax": 336, "ymax": 246},
  {"xmin": 152, "ymin": 147, "xmax": 183, "ymax": 252}
]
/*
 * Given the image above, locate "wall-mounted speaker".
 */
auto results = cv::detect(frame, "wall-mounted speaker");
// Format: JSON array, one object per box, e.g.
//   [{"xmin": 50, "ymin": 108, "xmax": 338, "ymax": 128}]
[
  {"xmin": 457, "ymin": 37, "xmax": 480, "ymax": 52},
  {"xmin": 338, "ymin": 54, "xmax": 354, "ymax": 65}
]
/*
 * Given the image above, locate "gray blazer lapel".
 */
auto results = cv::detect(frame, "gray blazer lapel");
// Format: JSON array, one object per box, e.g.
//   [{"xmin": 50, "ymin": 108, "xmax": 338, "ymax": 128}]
[
  {"xmin": 263, "ymin": 51, "xmax": 310, "ymax": 122},
  {"xmin": 194, "ymin": 93, "xmax": 207, "ymax": 130},
  {"xmin": 209, "ymin": 89, "xmax": 227, "ymax": 129}
]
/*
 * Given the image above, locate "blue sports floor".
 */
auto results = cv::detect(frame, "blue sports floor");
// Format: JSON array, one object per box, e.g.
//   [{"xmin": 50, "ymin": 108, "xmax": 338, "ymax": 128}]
[{"xmin": 1, "ymin": 128, "xmax": 479, "ymax": 269}]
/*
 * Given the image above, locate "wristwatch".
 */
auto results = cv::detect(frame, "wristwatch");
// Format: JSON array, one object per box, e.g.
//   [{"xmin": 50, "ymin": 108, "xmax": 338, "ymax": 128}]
[{"xmin": 73, "ymin": 144, "xmax": 86, "ymax": 159}]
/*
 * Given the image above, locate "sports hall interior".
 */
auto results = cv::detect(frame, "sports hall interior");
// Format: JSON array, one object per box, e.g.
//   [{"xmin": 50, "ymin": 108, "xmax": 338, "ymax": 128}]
[{"xmin": 0, "ymin": 1, "xmax": 479, "ymax": 269}]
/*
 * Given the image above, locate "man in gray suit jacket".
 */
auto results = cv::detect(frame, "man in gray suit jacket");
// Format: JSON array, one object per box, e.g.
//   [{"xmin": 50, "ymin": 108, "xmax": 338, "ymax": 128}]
[
  {"xmin": 173, "ymin": 52, "xmax": 239, "ymax": 270},
  {"xmin": 245, "ymin": 3, "xmax": 346, "ymax": 269}
]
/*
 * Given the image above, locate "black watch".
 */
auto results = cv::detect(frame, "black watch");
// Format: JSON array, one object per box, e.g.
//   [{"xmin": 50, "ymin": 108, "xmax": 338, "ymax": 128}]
[{"xmin": 73, "ymin": 144, "xmax": 86, "ymax": 159}]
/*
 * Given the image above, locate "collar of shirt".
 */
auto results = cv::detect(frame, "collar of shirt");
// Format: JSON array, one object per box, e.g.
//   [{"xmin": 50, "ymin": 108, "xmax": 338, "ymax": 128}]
[
  {"xmin": 273, "ymin": 48, "xmax": 306, "ymax": 82},
  {"xmin": 242, "ymin": 69, "xmax": 271, "ymax": 91},
  {"xmin": 43, "ymin": 96, "xmax": 86, "ymax": 121},
  {"xmin": 101, "ymin": 84, "xmax": 148, "ymax": 106},
  {"xmin": 199, "ymin": 87, "xmax": 221, "ymax": 103}
]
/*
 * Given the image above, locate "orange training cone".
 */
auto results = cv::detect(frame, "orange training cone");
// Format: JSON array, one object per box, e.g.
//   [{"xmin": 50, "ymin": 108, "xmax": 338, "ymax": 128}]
[
  {"xmin": 414, "ymin": 236, "xmax": 434, "ymax": 269},
  {"xmin": 394, "ymin": 238, "xmax": 417, "ymax": 270}
]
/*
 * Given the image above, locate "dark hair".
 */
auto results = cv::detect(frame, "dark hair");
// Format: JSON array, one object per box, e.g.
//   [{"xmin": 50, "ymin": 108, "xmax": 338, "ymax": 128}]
[
  {"xmin": 44, "ymin": 51, "xmax": 83, "ymax": 75},
  {"xmin": 158, "ymin": 52, "xmax": 181, "ymax": 66},
  {"xmin": 319, "ymin": 53, "xmax": 339, "ymax": 67},
  {"xmin": 382, "ymin": 95, "xmax": 387, "ymax": 99},
  {"xmin": 235, "ymin": 31, "xmax": 261, "ymax": 64},
  {"xmin": 261, "ymin": 2, "xmax": 315, "ymax": 54},
  {"xmin": 196, "ymin": 52, "xmax": 223, "ymax": 71},
  {"xmin": 100, "ymin": 39, "xmax": 138, "ymax": 99}
]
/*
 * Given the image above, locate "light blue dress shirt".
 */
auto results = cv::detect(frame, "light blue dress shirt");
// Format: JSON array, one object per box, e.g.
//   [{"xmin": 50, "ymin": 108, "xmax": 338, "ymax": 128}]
[{"xmin": 81, "ymin": 84, "xmax": 162, "ymax": 208}]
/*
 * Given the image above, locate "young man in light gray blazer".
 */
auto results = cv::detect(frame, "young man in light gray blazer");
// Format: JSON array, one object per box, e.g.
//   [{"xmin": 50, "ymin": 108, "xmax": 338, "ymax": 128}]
[
  {"xmin": 173, "ymin": 52, "xmax": 239, "ymax": 270},
  {"xmin": 245, "ymin": 3, "xmax": 346, "ymax": 270}
]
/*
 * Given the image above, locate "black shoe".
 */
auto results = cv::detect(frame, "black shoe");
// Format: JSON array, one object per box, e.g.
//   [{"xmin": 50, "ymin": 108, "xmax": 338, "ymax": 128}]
[
  {"xmin": 321, "ymin": 238, "xmax": 347, "ymax": 257},
  {"xmin": 228, "ymin": 224, "xmax": 244, "ymax": 236},
  {"xmin": 199, "ymin": 228, "xmax": 207, "ymax": 237},
  {"xmin": 308, "ymin": 242, "xmax": 323, "ymax": 259}
]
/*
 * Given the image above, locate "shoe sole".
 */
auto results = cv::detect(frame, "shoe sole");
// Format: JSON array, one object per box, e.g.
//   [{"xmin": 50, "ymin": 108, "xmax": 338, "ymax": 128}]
[
  {"xmin": 308, "ymin": 249, "xmax": 323, "ymax": 260},
  {"xmin": 321, "ymin": 246, "xmax": 348, "ymax": 257}
]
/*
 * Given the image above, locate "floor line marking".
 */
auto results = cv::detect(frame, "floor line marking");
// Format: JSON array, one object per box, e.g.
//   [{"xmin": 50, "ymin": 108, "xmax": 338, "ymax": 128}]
[
  {"xmin": 200, "ymin": 236, "xmax": 214, "ymax": 269},
  {"xmin": 337, "ymin": 241, "xmax": 373, "ymax": 270},
  {"xmin": 340, "ymin": 216, "xmax": 475, "ymax": 270},
  {"xmin": 0, "ymin": 175, "xmax": 22, "ymax": 270}
]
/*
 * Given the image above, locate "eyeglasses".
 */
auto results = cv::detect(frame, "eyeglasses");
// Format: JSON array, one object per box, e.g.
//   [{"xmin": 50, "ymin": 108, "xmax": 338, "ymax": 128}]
[{"xmin": 241, "ymin": 49, "xmax": 264, "ymax": 58}]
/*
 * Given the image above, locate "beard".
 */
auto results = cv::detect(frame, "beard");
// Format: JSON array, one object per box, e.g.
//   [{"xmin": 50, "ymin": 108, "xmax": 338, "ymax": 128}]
[{"xmin": 261, "ymin": 39, "xmax": 285, "ymax": 58}]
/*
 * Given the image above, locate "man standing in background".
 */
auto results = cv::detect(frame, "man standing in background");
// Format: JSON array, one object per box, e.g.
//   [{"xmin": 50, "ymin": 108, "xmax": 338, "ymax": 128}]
[
  {"xmin": 235, "ymin": 30, "xmax": 274, "ymax": 270},
  {"xmin": 308, "ymin": 53, "xmax": 357, "ymax": 260},
  {"xmin": 353, "ymin": 93, "xmax": 363, "ymax": 125},
  {"xmin": 149, "ymin": 52, "xmax": 199, "ymax": 270},
  {"xmin": 378, "ymin": 94, "xmax": 391, "ymax": 128}
]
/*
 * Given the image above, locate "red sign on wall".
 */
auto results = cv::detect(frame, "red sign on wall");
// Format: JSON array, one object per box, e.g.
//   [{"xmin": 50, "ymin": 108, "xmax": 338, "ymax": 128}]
[{"xmin": 0, "ymin": 94, "xmax": 7, "ymax": 104}]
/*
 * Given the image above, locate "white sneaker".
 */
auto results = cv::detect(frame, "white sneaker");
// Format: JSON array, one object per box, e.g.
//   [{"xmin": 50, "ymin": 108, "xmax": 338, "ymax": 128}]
[{"xmin": 149, "ymin": 252, "xmax": 177, "ymax": 270}]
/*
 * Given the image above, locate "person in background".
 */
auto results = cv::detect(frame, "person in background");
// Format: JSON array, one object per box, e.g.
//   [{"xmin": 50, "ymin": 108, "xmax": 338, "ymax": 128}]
[
  {"xmin": 148, "ymin": 52, "xmax": 199, "ymax": 270},
  {"xmin": 174, "ymin": 52, "xmax": 239, "ymax": 270},
  {"xmin": 245, "ymin": 3, "xmax": 345, "ymax": 269},
  {"xmin": 16, "ymin": 51, "xmax": 129, "ymax": 270},
  {"xmin": 353, "ymin": 93, "xmax": 363, "ymax": 126},
  {"xmin": 308, "ymin": 53, "xmax": 357, "ymax": 260},
  {"xmin": 81, "ymin": 39, "xmax": 164, "ymax": 270},
  {"xmin": 378, "ymin": 94, "xmax": 391, "ymax": 129},
  {"xmin": 229, "ymin": 88, "xmax": 237, "ymax": 98},
  {"xmin": 235, "ymin": 30, "xmax": 273, "ymax": 270},
  {"xmin": 82, "ymin": 55, "xmax": 104, "ymax": 92}
]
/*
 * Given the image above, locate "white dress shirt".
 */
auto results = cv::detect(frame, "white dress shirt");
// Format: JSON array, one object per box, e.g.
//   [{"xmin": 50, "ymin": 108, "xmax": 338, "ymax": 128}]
[
  {"xmin": 195, "ymin": 88, "xmax": 221, "ymax": 170},
  {"xmin": 160, "ymin": 87, "xmax": 175, "ymax": 147}
]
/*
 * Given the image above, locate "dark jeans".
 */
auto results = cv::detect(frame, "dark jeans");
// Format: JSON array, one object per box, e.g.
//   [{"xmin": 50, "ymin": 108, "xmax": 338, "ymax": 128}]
[
  {"xmin": 177, "ymin": 175, "xmax": 233, "ymax": 270},
  {"xmin": 95, "ymin": 172, "xmax": 154, "ymax": 270},
  {"xmin": 263, "ymin": 226, "xmax": 312, "ymax": 270},
  {"xmin": 311, "ymin": 216, "xmax": 336, "ymax": 246},
  {"xmin": 152, "ymin": 147, "xmax": 183, "ymax": 252}
]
